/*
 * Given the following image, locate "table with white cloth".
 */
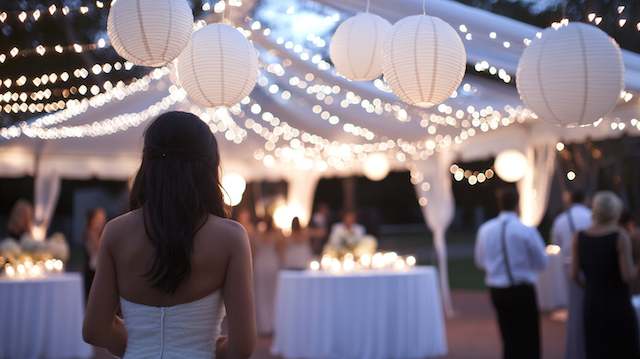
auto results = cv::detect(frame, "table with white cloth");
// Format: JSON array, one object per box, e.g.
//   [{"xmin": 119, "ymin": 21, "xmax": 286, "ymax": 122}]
[
  {"xmin": 535, "ymin": 250, "xmax": 568, "ymax": 311},
  {"xmin": 271, "ymin": 266, "xmax": 447, "ymax": 359},
  {"xmin": 0, "ymin": 273, "xmax": 92, "ymax": 359}
]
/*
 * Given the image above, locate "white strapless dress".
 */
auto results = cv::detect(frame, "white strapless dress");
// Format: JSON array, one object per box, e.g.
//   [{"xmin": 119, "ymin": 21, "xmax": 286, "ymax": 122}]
[{"xmin": 120, "ymin": 291, "xmax": 225, "ymax": 359}]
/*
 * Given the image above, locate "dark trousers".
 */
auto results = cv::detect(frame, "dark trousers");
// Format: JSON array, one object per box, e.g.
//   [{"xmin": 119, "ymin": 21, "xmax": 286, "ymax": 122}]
[{"xmin": 490, "ymin": 284, "xmax": 540, "ymax": 359}]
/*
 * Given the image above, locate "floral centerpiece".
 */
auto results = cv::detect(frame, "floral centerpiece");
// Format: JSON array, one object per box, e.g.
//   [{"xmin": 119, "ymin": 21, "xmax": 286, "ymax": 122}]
[
  {"xmin": 0, "ymin": 232, "xmax": 69, "ymax": 278},
  {"xmin": 322, "ymin": 234, "xmax": 378, "ymax": 259}
]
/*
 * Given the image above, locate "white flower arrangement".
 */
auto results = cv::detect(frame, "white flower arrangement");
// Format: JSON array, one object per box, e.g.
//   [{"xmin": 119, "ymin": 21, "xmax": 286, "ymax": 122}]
[{"xmin": 0, "ymin": 232, "xmax": 69, "ymax": 262}]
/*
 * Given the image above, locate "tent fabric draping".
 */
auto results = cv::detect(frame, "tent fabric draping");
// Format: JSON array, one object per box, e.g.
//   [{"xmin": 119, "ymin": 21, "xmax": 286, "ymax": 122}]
[
  {"xmin": 413, "ymin": 151, "xmax": 455, "ymax": 316},
  {"xmin": 285, "ymin": 170, "xmax": 321, "ymax": 226},
  {"xmin": 517, "ymin": 142, "xmax": 557, "ymax": 227},
  {"xmin": 33, "ymin": 168, "xmax": 61, "ymax": 240}
]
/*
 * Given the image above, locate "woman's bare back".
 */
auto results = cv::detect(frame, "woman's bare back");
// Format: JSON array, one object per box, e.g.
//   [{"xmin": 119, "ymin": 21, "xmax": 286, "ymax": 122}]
[{"xmin": 106, "ymin": 209, "xmax": 245, "ymax": 306}]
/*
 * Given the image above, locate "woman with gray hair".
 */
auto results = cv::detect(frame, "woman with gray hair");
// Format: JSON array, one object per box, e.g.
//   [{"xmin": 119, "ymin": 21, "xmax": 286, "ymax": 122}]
[{"xmin": 572, "ymin": 191, "xmax": 639, "ymax": 358}]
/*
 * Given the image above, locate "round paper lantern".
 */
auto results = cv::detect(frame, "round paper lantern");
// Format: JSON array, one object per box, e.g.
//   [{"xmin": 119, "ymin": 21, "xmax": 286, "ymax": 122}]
[
  {"xmin": 222, "ymin": 173, "xmax": 246, "ymax": 207},
  {"xmin": 494, "ymin": 150, "xmax": 527, "ymax": 183},
  {"xmin": 382, "ymin": 15, "xmax": 466, "ymax": 108},
  {"xmin": 363, "ymin": 153, "xmax": 390, "ymax": 181},
  {"xmin": 177, "ymin": 23, "xmax": 259, "ymax": 107},
  {"xmin": 516, "ymin": 23, "xmax": 623, "ymax": 126},
  {"xmin": 107, "ymin": 0, "xmax": 194, "ymax": 67},
  {"xmin": 329, "ymin": 13, "xmax": 391, "ymax": 81}
]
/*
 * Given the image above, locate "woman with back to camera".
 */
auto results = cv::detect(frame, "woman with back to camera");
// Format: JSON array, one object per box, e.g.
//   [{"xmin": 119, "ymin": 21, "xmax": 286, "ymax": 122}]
[
  {"xmin": 83, "ymin": 111, "xmax": 256, "ymax": 358},
  {"xmin": 572, "ymin": 191, "xmax": 639, "ymax": 359}
]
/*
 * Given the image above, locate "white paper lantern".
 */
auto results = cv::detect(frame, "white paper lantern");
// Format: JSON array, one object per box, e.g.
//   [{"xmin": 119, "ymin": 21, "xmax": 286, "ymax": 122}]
[
  {"xmin": 222, "ymin": 173, "xmax": 247, "ymax": 207},
  {"xmin": 176, "ymin": 23, "xmax": 259, "ymax": 108},
  {"xmin": 363, "ymin": 153, "xmax": 390, "ymax": 181},
  {"xmin": 329, "ymin": 13, "xmax": 391, "ymax": 81},
  {"xmin": 516, "ymin": 23, "xmax": 623, "ymax": 126},
  {"xmin": 382, "ymin": 15, "xmax": 466, "ymax": 108},
  {"xmin": 494, "ymin": 150, "xmax": 527, "ymax": 183},
  {"xmin": 107, "ymin": 0, "xmax": 194, "ymax": 67}
]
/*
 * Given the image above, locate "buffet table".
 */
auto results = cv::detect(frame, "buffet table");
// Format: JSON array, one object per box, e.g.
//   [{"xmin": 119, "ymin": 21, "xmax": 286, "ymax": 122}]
[
  {"xmin": 535, "ymin": 247, "xmax": 568, "ymax": 311},
  {"xmin": 0, "ymin": 273, "xmax": 92, "ymax": 359},
  {"xmin": 272, "ymin": 266, "xmax": 447, "ymax": 359}
]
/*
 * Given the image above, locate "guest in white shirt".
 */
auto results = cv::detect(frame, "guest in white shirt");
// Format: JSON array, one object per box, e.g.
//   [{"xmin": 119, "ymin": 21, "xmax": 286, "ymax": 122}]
[
  {"xmin": 550, "ymin": 190, "xmax": 591, "ymax": 359},
  {"xmin": 475, "ymin": 188, "xmax": 548, "ymax": 359},
  {"xmin": 326, "ymin": 210, "xmax": 366, "ymax": 251}
]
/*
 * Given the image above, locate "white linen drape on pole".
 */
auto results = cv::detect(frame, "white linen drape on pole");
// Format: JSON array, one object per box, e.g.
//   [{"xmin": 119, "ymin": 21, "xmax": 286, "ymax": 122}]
[
  {"xmin": 413, "ymin": 151, "xmax": 455, "ymax": 316},
  {"xmin": 517, "ymin": 142, "xmax": 556, "ymax": 227},
  {"xmin": 33, "ymin": 166, "xmax": 61, "ymax": 240},
  {"xmin": 286, "ymin": 171, "xmax": 321, "ymax": 226}
]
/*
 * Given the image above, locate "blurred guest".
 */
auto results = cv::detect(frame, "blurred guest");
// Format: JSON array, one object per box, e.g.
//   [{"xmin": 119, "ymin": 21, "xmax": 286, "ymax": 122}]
[
  {"xmin": 572, "ymin": 191, "xmax": 639, "ymax": 359},
  {"xmin": 326, "ymin": 210, "xmax": 366, "ymax": 251},
  {"xmin": 252, "ymin": 215, "xmax": 280, "ymax": 336},
  {"xmin": 236, "ymin": 208, "xmax": 256, "ymax": 240},
  {"xmin": 620, "ymin": 210, "xmax": 640, "ymax": 294},
  {"xmin": 6, "ymin": 199, "xmax": 33, "ymax": 239},
  {"xmin": 309, "ymin": 202, "xmax": 331, "ymax": 255},
  {"xmin": 282, "ymin": 217, "xmax": 322, "ymax": 270},
  {"xmin": 83, "ymin": 207, "xmax": 107, "ymax": 298},
  {"xmin": 475, "ymin": 188, "xmax": 547, "ymax": 359},
  {"xmin": 551, "ymin": 190, "xmax": 591, "ymax": 359}
]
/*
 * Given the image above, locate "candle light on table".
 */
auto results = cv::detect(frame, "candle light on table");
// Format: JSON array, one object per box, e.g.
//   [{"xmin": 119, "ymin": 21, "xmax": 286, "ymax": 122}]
[
  {"xmin": 406, "ymin": 255, "xmax": 417, "ymax": 267},
  {"xmin": 309, "ymin": 260, "xmax": 320, "ymax": 271},
  {"xmin": 546, "ymin": 244, "xmax": 561, "ymax": 255}
]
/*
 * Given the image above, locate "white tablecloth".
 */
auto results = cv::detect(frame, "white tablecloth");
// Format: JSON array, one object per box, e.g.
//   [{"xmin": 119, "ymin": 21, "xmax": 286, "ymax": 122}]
[
  {"xmin": 535, "ymin": 252, "xmax": 568, "ymax": 311},
  {"xmin": 0, "ymin": 273, "xmax": 92, "ymax": 359},
  {"xmin": 272, "ymin": 266, "xmax": 447, "ymax": 359}
]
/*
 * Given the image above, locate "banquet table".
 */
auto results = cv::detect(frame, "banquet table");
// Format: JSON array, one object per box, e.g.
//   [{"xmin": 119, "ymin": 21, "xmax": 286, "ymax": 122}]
[
  {"xmin": 271, "ymin": 266, "xmax": 447, "ymax": 359},
  {"xmin": 0, "ymin": 273, "xmax": 92, "ymax": 359},
  {"xmin": 535, "ymin": 249, "xmax": 568, "ymax": 311}
]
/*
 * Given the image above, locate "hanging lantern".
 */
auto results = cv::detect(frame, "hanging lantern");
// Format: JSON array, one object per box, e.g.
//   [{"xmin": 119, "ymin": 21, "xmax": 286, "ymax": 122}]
[
  {"xmin": 107, "ymin": 0, "xmax": 194, "ymax": 67},
  {"xmin": 222, "ymin": 173, "xmax": 247, "ymax": 207},
  {"xmin": 516, "ymin": 23, "xmax": 623, "ymax": 126},
  {"xmin": 363, "ymin": 153, "xmax": 390, "ymax": 181},
  {"xmin": 494, "ymin": 150, "xmax": 527, "ymax": 183},
  {"xmin": 382, "ymin": 15, "xmax": 466, "ymax": 108},
  {"xmin": 329, "ymin": 13, "xmax": 391, "ymax": 81},
  {"xmin": 176, "ymin": 23, "xmax": 259, "ymax": 108}
]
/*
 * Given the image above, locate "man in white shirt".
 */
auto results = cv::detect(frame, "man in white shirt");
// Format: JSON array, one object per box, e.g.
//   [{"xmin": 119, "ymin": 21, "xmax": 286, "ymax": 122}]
[
  {"xmin": 551, "ymin": 190, "xmax": 592, "ymax": 264},
  {"xmin": 475, "ymin": 188, "xmax": 548, "ymax": 359},
  {"xmin": 550, "ymin": 190, "xmax": 591, "ymax": 359},
  {"xmin": 326, "ymin": 210, "xmax": 366, "ymax": 251}
]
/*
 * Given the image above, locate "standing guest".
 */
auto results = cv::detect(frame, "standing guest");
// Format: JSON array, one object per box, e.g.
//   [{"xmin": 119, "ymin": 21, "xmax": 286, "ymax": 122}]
[
  {"xmin": 475, "ymin": 188, "xmax": 548, "ymax": 359},
  {"xmin": 282, "ymin": 217, "xmax": 321, "ymax": 270},
  {"xmin": 236, "ymin": 208, "xmax": 256, "ymax": 242},
  {"xmin": 309, "ymin": 203, "xmax": 331, "ymax": 255},
  {"xmin": 252, "ymin": 215, "xmax": 280, "ymax": 336},
  {"xmin": 551, "ymin": 190, "xmax": 591, "ymax": 359},
  {"xmin": 83, "ymin": 111, "xmax": 256, "ymax": 358},
  {"xmin": 620, "ymin": 210, "xmax": 640, "ymax": 294},
  {"xmin": 6, "ymin": 199, "xmax": 34, "ymax": 239},
  {"xmin": 83, "ymin": 207, "xmax": 107, "ymax": 299},
  {"xmin": 572, "ymin": 191, "xmax": 639, "ymax": 359},
  {"xmin": 326, "ymin": 210, "xmax": 366, "ymax": 252}
]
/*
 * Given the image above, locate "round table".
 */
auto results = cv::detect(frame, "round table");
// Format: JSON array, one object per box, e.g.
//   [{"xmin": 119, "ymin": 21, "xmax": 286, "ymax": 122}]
[
  {"xmin": 271, "ymin": 266, "xmax": 448, "ymax": 359},
  {"xmin": 535, "ymin": 250, "xmax": 568, "ymax": 311},
  {"xmin": 0, "ymin": 273, "xmax": 92, "ymax": 359}
]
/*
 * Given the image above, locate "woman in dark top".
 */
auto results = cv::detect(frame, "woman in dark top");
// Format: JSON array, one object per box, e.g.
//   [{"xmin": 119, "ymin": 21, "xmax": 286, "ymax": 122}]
[{"xmin": 572, "ymin": 191, "xmax": 639, "ymax": 359}]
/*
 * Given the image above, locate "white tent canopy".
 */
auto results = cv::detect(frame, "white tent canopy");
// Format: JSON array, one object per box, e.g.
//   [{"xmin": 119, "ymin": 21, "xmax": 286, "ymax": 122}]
[{"xmin": 1, "ymin": 0, "xmax": 639, "ymax": 315}]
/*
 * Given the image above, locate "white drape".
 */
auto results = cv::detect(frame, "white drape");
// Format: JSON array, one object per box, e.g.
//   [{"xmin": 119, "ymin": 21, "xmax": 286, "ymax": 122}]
[
  {"xmin": 33, "ymin": 167, "xmax": 61, "ymax": 240},
  {"xmin": 286, "ymin": 171, "xmax": 321, "ymax": 226},
  {"xmin": 413, "ymin": 152, "xmax": 455, "ymax": 316},
  {"xmin": 517, "ymin": 142, "xmax": 556, "ymax": 226}
]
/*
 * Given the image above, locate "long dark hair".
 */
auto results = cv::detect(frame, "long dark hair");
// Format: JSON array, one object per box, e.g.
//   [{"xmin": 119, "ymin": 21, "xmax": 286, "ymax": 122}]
[{"xmin": 129, "ymin": 111, "xmax": 226, "ymax": 293}]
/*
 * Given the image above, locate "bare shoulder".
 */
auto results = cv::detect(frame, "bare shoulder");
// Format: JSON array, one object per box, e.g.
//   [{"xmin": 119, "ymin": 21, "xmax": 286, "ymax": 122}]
[
  {"xmin": 100, "ymin": 209, "xmax": 144, "ymax": 248},
  {"xmin": 201, "ymin": 216, "xmax": 250, "ymax": 251}
]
